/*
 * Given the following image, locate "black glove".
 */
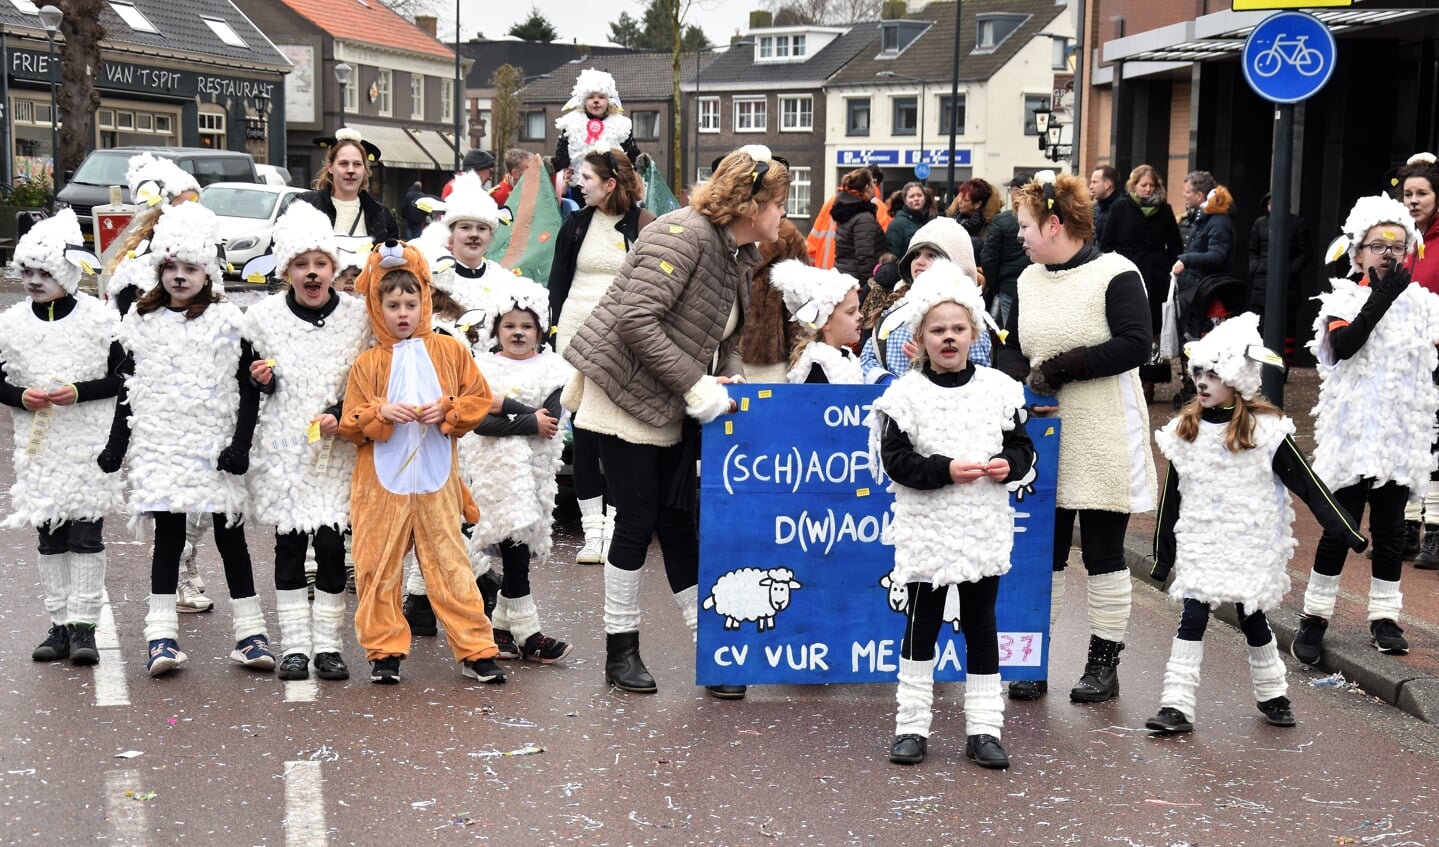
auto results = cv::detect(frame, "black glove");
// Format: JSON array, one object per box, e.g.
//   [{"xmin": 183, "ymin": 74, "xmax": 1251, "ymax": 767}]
[
  {"xmin": 217, "ymin": 442, "xmax": 250, "ymax": 475},
  {"xmin": 1367, "ymin": 263, "xmax": 1410, "ymax": 305},
  {"xmin": 1351, "ymin": 534, "xmax": 1370, "ymax": 555},
  {"xmin": 1149, "ymin": 557, "xmax": 1172, "ymax": 584},
  {"xmin": 96, "ymin": 445, "xmax": 124, "ymax": 474},
  {"xmin": 1038, "ymin": 347, "xmax": 1087, "ymax": 390}
]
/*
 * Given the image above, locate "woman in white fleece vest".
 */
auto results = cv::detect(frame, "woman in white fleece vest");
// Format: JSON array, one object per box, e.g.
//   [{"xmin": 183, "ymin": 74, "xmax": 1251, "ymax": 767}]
[{"xmin": 992, "ymin": 171, "xmax": 1156, "ymax": 705}]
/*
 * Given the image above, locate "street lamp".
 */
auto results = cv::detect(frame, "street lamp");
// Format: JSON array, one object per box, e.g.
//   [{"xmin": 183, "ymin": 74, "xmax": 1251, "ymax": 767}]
[
  {"xmin": 877, "ymin": 71, "xmax": 927, "ymax": 180},
  {"xmin": 334, "ymin": 62, "xmax": 352, "ymax": 131},
  {"xmin": 247, "ymin": 91, "xmax": 270, "ymax": 150},
  {"xmin": 38, "ymin": 4, "xmax": 60, "ymax": 211},
  {"xmin": 1032, "ymin": 98, "xmax": 1052, "ymax": 144}
]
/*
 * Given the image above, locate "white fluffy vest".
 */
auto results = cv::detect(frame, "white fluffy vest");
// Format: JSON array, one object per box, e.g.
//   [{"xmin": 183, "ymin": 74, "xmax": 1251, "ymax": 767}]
[
  {"xmin": 869, "ymin": 368, "xmax": 1023, "ymax": 586},
  {"xmin": 120, "ymin": 303, "xmax": 248, "ymax": 520},
  {"xmin": 555, "ymin": 112, "xmax": 634, "ymax": 184},
  {"xmin": 1308, "ymin": 280, "xmax": 1439, "ymax": 497},
  {"xmin": 787, "ymin": 342, "xmax": 864, "ymax": 385},
  {"xmin": 0, "ymin": 295, "xmax": 126, "ymax": 527},
  {"xmin": 1017, "ymin": 251, "xmax": 1155, "ymax": 512},
  {"xmin": 244, "ymin": 293, "xmax": 372, "ymax": 532},
  {"xmin": 1156, "ymin": 413, "xmax": 1295, "ymax": 612},
  {"xmin": 464, "ymin": 351, "xmax": 574, "ymax": 557}
]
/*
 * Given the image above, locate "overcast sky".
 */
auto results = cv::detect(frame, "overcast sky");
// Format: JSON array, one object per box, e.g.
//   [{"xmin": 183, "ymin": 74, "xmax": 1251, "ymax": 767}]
[{"xmin": 443, "ymin": 1, "xmax": 753, "ymax": 47}]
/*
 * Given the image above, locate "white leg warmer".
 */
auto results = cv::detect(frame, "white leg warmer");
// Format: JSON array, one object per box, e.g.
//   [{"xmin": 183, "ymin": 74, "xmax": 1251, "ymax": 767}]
[
  {"xmin": 895, "ymin": 657, "xmax": 936, "ymax": 737},
  {"xmin": 274, "ymin": 588, "xmax": 311, "ymax": 657},
  {"xmin": 36, "ymin": 553, "xmax": 70, "ymax": 625},
  {"xmin": 963, "ymin": 673, "xmax": 1005, "ymax": 740},
  {"xmin": 1247, "ymin": 640, "xmax": 1288, "ymax": 703},
  {"xmin": 506, "ymin": 594, "xmax": 542, "ymax": 644},
  {"xmin": 144, "ymin": 593, "xmax": 180, "ymax": 642},
  {"xmin": 1302, "ymin": 571, "xmax": 1341, "ymax": 618},
  {"xmin": 66, "ymin": 551, "xmax": 106, "ymax": 626},
  {"xmin": 673, "ymin": 585, "xmax": 699, "ymax": 638},
  {"xmin": 1158, "ymin": 638, "xmax": 1205, "ymax": 722},
  {"xmin": 1049, "ymin": 571, "xmax": 1066, "ymax": 629},
  {"xmin": 1367, "ymin": 577, "xmax": 1403, "ymax": 623},
  {"xmin": 577, "ymin": 497, "xmax": 605, "ymax": 564},
  {"xmin": 1087, "ymin": 570, "xmax": 1132, "ymax": 643},
  {"xmin": 603, "ymin": 563, "xmax": 643, "ymax": 634},
  {"xmin": 491, "ymin": 593, "xmax": 513, "ymax": 632},
  {"xmin": 229, "ymin": 595, "xmax": 269, "ymax": 642},
  {"xmin": 311, "ymin": 590, "xmax": 347, "ymax": 654},
  {"xmin": 403, "ymin": 551, "xmax": 426, "ymax": 596}
]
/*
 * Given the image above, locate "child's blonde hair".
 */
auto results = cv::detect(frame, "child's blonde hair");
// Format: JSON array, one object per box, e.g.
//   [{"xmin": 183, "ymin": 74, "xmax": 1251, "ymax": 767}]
[{"xmin": 1173, "ymin": 390, "xmax": 1282, "ymax": 452}]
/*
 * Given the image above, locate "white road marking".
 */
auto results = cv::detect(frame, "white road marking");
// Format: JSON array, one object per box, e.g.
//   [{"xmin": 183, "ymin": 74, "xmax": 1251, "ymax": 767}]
[
  {"xmin": 283, "ymin": 760, "xmax": 327, "ymax": 846},
  {"xmin": 95, "ymin": 590, "xmax": 129, "ymax": 707},
  {"xmin": 284, "ymin": 677, "xmax": 318, "ymax": 702},
  {"xmin": 104, "ymin": 769, "xmax": 149, "ymax": 845}
]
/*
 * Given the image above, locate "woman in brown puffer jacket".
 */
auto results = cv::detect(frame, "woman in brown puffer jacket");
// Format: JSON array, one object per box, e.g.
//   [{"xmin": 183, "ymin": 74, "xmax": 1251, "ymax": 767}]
[{"xmin": 833, "ymin": 168, "xmax": 885, "ymax": 283}]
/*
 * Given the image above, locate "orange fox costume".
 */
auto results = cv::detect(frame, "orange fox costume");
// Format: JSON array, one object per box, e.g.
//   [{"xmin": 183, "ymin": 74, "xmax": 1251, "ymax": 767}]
[{"xmin": 339, "ymin": 240, "xmax": 499, "ymax": 663}]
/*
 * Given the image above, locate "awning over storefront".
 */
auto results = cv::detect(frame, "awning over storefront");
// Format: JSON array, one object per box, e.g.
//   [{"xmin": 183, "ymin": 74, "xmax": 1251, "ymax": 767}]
[
  {"xmin": 408, "ymin": 129, "xmax": 460, "ymax": 173},
  {"xmin": 348, "ymin": 121, "xmax": 438, "ymax": 169}
]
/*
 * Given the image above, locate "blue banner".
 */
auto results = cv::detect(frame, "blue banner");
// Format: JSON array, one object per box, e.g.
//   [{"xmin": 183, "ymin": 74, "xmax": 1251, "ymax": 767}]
[{"xmin": 697, "ymin": 384, "xmax": 1058, "ymax": 685}]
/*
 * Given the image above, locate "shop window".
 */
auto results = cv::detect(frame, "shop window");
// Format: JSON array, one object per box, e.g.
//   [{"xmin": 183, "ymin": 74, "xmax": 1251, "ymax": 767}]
[
  {"xmin": 198, "ymin": 111, "xmax": 225, "ymax": 149},
  {"xmin": 786, "ymin": 166, "xmax": 811, "ymax": 218},
  {"xmin": 411, "ymin": 74, "xmax": 425, "ymax": 120}
]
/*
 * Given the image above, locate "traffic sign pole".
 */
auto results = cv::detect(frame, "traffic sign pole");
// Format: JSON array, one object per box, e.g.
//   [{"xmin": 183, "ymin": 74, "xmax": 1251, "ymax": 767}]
[{"xmin": 1263, "ymin": 104, "xmax": 1293, "ymax": 407}]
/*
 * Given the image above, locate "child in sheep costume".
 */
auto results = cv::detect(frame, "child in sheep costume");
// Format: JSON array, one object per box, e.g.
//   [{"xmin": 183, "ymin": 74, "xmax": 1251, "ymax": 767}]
[
  {"xmin": 428, "ymin": 172, "xmax": 511, "ymax": 352},
  {"xmin": 552, "ymin": 68, "xmax": 642, "ymax": 199},
  {"xmin": 244, "ymin": 201, "xmax": 373, "ymax": 682},
  {"xmin": 1146, "ymin": 313, "xmax": 1366, "ymax": 735},
  {"xmin": 457, "ymin": 276, "xmax": 576, "ymax": 663},
  {"xmin": 339, "ymin": 239, "xmax": 506, "ymax": 686},
  {"xmin": 767, "ymin": 260, "xmax": 864, "ymax": 384},
  {"xmin": 1292, "ymin": 194, "xmax": 1439, "ymax": 666},
  {"xmin": 102, "ymin": 152, "xmax": 203, "ymax": 314},
  {"xmin": 867, "ymin": 259, "xmax": 1038, "ymax": 770},
  {"xmin": 97, "ymin": 200, "xmax": 274, "ymax": 677},
  {"xmin": 0, "ymin": 209, "xmax": 123, "ymax": 666}
]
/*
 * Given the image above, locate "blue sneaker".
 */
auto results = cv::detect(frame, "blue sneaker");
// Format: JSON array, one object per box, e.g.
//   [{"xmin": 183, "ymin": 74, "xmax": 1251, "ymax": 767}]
[
  {"xmin": 147, "ymin": 639, "xmax": 187, "ymax": 677},
  {"xmin": 230, "ymin": 635, "xmax": 276, "ymax": 671}
]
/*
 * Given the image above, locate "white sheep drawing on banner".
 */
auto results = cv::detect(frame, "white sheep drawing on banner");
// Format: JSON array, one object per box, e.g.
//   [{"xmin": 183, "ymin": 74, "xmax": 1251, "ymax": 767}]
[
  {"xmin": 703, "ymin": 567, "xmax": 803, "ymax": 632},
  {"xmin": 879, "ymin": 573, "xmax": 962, "ymax": 632}
]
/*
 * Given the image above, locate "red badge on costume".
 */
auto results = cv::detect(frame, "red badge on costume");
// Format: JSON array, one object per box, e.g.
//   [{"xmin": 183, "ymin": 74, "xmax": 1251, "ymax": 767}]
[{"xmin": 585, "ymin": 119, "xmax": 603, "ymax": 145}]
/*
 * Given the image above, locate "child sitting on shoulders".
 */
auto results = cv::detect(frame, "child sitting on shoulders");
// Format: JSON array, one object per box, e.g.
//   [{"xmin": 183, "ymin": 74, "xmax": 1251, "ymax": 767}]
[
  {"xmin": 767, "ymin": 260, "xmax": 864, "ymax": 384},
  {"xmin": 1147, "ymin": 313, "xmax": 1365, "ymax": 735}
]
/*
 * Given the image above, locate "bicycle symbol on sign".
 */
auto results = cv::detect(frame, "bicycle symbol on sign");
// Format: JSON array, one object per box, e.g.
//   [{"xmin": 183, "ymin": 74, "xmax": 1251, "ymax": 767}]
[{"xmin": 1251, "ymin": 33, "xmax": 1325, "ymax": 78}]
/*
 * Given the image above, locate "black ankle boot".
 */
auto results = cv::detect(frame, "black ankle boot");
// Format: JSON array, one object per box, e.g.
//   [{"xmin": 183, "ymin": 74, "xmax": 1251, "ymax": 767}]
[
  {"xmin": 1070, "ymin": 635, "xmax": 1124, "ymax": 703},
  {"xmin": 477, "ymin": 570, "xmax": 502, "ymax": 621},
  {"xmin": 402, "ymin": 594, "xmax": 437, "ymax": 636},
  {"xmin": 605, "ymin": 632, "xmax": 657, "ymax": 693},
  {"xmin": 1008, "ymin": 679, "xmax": 1048, "ymax": 701}
]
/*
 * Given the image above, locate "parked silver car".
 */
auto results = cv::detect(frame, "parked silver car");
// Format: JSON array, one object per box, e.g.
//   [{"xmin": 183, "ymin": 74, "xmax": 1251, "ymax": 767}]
[{"xmin": 199, "ymin": 182, "xmax": 304, "ymax": 275}]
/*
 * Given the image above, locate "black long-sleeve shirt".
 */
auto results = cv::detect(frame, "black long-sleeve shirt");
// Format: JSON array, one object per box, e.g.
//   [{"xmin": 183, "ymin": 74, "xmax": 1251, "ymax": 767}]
[
  {"xmin": 0, "ymin": 295, "xmax": 125, "ymax": 408},
  {"xmin": 879, "ymin": 364, "xmax": 1035, "ymax": 490},
  {"xmin": 473, "ymin": 389, "xmax": 563, "ymax": 438}
]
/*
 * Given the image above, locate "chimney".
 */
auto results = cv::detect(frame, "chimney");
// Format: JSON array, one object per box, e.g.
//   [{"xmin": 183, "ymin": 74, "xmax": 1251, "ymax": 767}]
[
  {"xmin": 748, "ymin": 10, "xmax": 773, "ymax": 29},
  {"xmin": 414, "ymin": 15, "xmax": 438, "ymax": 38}
]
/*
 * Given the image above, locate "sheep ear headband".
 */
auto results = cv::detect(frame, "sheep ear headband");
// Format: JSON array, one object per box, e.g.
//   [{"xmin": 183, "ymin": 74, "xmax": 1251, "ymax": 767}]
[
  {"xmin": 1035, "ymin": 169, "xmax": 1062, "ymax": 222},
  {"xmin": 1182, "ymin": 311, "xmax": 1283, "ymax": 401},
  {"xmin": 902, "ymin": 258, "xmax": 997, "ymax": 337},
  {"xmin": 767, "ymin": 259, "xmax": 856, "ymax": 330},
  {"xmin": 1324, "ymin": 193, "xmax": 1423, "ymax": 273}
]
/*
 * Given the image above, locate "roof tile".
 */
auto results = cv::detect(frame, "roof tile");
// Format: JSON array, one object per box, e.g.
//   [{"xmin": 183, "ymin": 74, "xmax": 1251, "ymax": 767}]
[{"xmin": 278, "ymin": 0, "xmax": 454, "ymax": 60}]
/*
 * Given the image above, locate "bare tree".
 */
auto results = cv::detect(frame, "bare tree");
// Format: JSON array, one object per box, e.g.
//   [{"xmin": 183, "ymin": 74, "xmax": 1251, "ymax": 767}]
[
  {"xmin": 56, "ymin": 0, "xmax": 106, "ymax": 180},
  {"xmin": 379, "ymin": 0, "xmax": 439, "ymax": 20},
  {"xmin": 490, "ymin": 64, "xmax": 524, "ymax": 164},
  {"xmin": 824, "ymin": 0, "xmax": 881, "ymax": 24}
]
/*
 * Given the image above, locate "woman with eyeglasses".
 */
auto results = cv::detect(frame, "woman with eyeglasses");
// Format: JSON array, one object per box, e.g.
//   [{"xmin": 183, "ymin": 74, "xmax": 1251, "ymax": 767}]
[
  {"xmin": 562, "ymin": 145, "xmax": 789, "ymax": 701},
  {"xmin": 548, "ymin": 145, "xmax": 654, "ymax": 566}
]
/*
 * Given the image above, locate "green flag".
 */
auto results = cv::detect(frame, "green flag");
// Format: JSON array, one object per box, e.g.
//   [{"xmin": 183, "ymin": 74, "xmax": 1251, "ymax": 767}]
[
  {"xmin": 643, "ymin": 160, "xmax": 682, "ymax": 216},
  {"xmin": 488, "ymin": 156, "xmax": 562, "ymax": 284}
]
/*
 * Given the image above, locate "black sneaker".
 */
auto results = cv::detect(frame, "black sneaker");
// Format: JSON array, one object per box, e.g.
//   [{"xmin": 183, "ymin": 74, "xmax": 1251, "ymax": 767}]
[
  {"xmin": 67, "ymin": 624, "xmax": 99, "ymax": 666},
  {"xmin": 520, "ymin": 633, "xmax": 574, "ymax": 664},
  {"xmin": 1370, "ymin": 619, "xmax": 1409, "ymax": 655},
  {"xmin": 370, "ymin": 656, "xmax": 401, "ymax": 684},
  {"xmin": 313, "ymin": 652, "xmax": 350, "ymax": 681},
  {"xmin": 1290, "ymin": 614, "xmax": 1327, "ymax": 665},
  {"xmin": 1145, "ymin": 707, "xmax": 1194, "ymax": 734},
  {"xmin": 402, "ymin": 594, "xmax": 437, "ymax": 637},
  {"xmin": 147, "ymin": 639, "xmax": 187, "ymax": 677},
  {"xmin": 461, "ymin": 656, "xmax": 506, "ymax": 684},
  {"xmin": 1257, "ymin": 696, "xmax": 1297, "ymax": 727},
  {"xmin": 276, "ymin": 653, "xmax": 311, "ymax": 680},
  {"xmin": 32, "ymin": 624, "xmax": 70, "ymax": 661},
  {"xmin": 494, "ymin": 629, "xmax": 520, "ymax": 660},
  {"xmin": 889, "ymin": 734, "xmax": 927, "ymax": 764}
]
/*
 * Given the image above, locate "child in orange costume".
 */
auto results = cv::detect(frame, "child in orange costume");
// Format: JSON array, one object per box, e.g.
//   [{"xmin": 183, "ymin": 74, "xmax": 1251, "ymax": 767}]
[{"xmin": 339, "ymin": 240, "xmax": 506, "ymax": 685}]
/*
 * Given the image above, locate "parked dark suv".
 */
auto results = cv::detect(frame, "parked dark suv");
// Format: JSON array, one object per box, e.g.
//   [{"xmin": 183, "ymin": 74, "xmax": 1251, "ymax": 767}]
[{"xmin": 56, "ymin": 147, "xmax": 259, "ymax": 244}]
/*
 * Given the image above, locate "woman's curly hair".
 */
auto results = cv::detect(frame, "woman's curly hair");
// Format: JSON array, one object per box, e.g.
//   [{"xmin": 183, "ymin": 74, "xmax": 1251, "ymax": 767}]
[{"xmin": 690, "ymin": 148, "xmax": 791, "ymax": 227}]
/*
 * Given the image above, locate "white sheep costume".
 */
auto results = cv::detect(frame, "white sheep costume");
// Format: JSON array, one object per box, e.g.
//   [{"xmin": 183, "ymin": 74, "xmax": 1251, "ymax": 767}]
[
  {"xmin": 426, "ymin": 176, "xmax": 510, "ymax": 348},
  {"xmin": 767, "ymin": 259, "xmax": 863, "ymax": 384},
  {"xmin": 555, "ymin": 68, "xmax": 633, "ymax": 186},
  {"xmin": 104, "ymin": 153, "xmax": 203, "ymax": 299}
]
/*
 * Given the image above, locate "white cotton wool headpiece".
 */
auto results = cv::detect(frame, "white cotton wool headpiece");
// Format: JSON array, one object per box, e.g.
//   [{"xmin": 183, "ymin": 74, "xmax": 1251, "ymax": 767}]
[
  {"xmin": 1182, "ymin": 311, "xmax": 1280, "ymax": 401},
  {"xmin": 904, "ymin": 258, "xmax": 987, "ymax": 336},
  {"xmin": 565, "ymin": 68, "xmax": 622, "ymax": 112},
  {"xmin": 271, "ymin": 200, "xmax": 339, "ymax": 277},
  {"xmin": 492, "ymin": 275, "xmax": 551, "ymax": 329},
  {"xmin": 149, "ymin": 201, "xmax": 224, "ymax": 290},
  {"xmin": 767, "ymin": 259, "xmax": 857, "ymax": 329},
  {"xmin": 444, "ymin": 171, "xmax": 501, "ymax": 230},
  {"xmin": 125, "ymin": 152, "xmax": 201, "ymax": 207},
  {"xmin": 1336, "ymin": 194, "xmax": 1421, "ymax": 274},
  {"xmin": 14, "ymin": 208, "xmax": 85, "ymax": 293}
]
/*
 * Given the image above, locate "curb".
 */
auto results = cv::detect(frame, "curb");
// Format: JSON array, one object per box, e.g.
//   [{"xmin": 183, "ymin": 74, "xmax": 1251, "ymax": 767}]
[{"xmin": 1120, "ymin": 533, "xmax": 1439, "ymax": 725}]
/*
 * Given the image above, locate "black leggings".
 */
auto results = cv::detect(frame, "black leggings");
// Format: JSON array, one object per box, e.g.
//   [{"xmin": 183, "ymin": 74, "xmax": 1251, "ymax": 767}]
[
  {"xmin": 274, "ymin": 525, "xmax": 346, "ymax": 593},
  {"xmin": 595, "ymin": 432, "xmax": 698, "ymax": 594},
  {"xmin": 1313, "ymin": 481, "xmax": 1406, "ymax": 582},
  {"xmin": 572, "ymin": 425, "xmax": 605, "ymax": 502},
  {"xmin": 37, "ymin": 518, "xmax": 104, "ymax": 555},
  {"xmin": 1053, "ymin": 508, "xmax": 1131, "ymax": 575},
  {"xmin": 899, "ymin": 577, "xmax": 1001, "ymax": 675},
  {"xmin": 498, "ymin": 539, "xmax": 532, "ymax": 598},
  {"xmin": 151, "ymin": 511, "xmax": 255, "ymax": 598},
  {"xmin": 1175, "ymin": 597, "xmax": 1273, "ymax": 646}
]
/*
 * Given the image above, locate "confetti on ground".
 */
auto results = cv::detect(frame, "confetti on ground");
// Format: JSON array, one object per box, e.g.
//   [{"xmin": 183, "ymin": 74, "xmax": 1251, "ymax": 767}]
[
  {"xmin": 1146, "ymin": 799, "xmax": 1202, "ymax": 807},
  {"xmin": 306, "ymin": 745, "xmax": 339, "ymax": 762},
  {"xmin": 472, "ymin": 745, "xmax": 545, "ymax": 758},
  {"xmin": 124, "ymin": 790, "xmax": 157, "ymax": 801},
  {"xmin": 114, "ymin": 751, "xmax": 143, "ymax": 759},
  {"xmin": 412, "ymin": 799, "xmax": 436, "ymax": 808}
]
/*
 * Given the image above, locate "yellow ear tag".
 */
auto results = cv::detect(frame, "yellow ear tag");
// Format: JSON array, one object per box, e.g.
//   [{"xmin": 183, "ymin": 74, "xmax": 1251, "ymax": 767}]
[
  {"xmin": 659, "ymin": 260, "xmax": 675, "ymax": 275},
  {"xmin": 997, "ymin": 329, "xmax": 1009, "ymax": 344}
]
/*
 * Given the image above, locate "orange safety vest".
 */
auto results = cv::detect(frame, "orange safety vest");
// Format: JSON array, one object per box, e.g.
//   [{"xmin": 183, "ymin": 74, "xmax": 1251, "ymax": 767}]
[{"xmin": 807, "ymin": 194, "xmax": 891, "ymax": 269}]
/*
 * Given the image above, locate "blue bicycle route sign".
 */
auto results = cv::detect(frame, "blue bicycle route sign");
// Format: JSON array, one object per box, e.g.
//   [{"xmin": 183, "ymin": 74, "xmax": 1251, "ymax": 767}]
[{"xmin": 1241, "ymin": 11, "xmax": 1337, "ymax": 104}]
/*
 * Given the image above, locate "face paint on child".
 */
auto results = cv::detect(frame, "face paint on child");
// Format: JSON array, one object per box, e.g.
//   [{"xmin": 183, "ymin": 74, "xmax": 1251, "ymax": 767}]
[
  {"xmin": 19, "ymin": 266, "xmax": 64, "ymax": 303},
  {"xmin": 921, "ymin": 301, "xmax": 974, "ymax": 374},
  {"xmin": 161, "ymin": 261, "xmax": 208, "ymax": 307},
  {"xmin": 1191, "ymin": 368, "xmax": 1235, "ymax": 409},
  {"xmin": 449, "ymin": 219, "xmax": 494, "ymax": 268},
  {"xmin": 382, "ymin": 289, "xmax": 422, "ymax": 339},
  {"xmin": 288, "ymin": 250, "xmax": 336, "ymax": 308},
  {"xmin": 496, "ymin": 309, "xmax": 541, "ymax": 360}
]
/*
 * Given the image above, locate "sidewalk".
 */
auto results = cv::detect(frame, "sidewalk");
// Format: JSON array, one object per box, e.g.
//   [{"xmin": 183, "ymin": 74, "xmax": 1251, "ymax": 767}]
[{"xmin": 1123, "ymin": 366, "xmax": 1439, "ymax": 723}]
